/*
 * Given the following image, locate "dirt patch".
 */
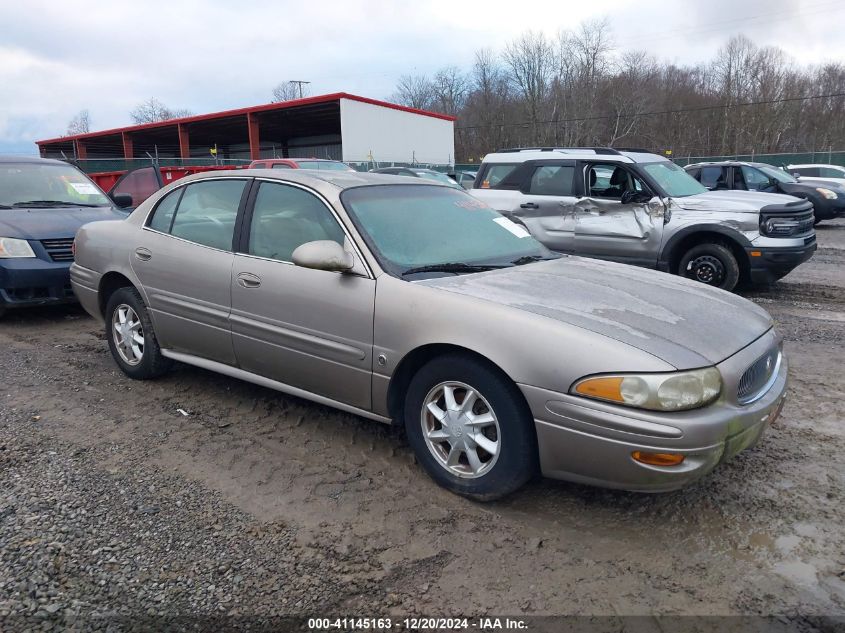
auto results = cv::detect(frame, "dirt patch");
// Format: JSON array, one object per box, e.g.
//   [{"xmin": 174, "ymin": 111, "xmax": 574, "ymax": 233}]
[{"xmin": 1, "ymin": 220, "xmax": 844, "ymax": 624}]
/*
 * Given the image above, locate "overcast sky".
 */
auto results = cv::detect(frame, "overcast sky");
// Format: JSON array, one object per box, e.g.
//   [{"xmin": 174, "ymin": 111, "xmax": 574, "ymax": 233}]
[{"xmin": 1, "ymin": 0, "xmax": 843, "ymax": 154}]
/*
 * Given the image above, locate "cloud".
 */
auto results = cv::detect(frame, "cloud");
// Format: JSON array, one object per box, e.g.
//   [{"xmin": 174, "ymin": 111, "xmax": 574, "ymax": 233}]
[{"xmin": 1, "ymin": 0, "xmax": 843, "ymax": 153}]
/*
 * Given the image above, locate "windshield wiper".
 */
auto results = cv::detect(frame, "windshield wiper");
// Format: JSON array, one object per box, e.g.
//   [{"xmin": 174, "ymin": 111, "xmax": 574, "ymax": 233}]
[
  {"xmin": 402, "ymin": 262, "xmax": 509, "ymax": 276},
  {"xmin": 12, "ymin": 200, "xmax": 102, "ymax": 208}
]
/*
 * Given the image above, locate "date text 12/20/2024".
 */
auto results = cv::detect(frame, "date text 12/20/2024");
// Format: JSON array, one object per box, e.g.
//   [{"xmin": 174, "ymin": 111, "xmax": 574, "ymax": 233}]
[{"xmin": 307, "ymin": 617, "xmax": 528, "ymax": 630}]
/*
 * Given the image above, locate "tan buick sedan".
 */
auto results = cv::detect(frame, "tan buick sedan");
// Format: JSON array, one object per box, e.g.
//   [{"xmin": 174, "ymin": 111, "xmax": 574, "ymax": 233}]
[{"xmin": 71, "ymin": 170, "xmax": 787, "ymax": 500}]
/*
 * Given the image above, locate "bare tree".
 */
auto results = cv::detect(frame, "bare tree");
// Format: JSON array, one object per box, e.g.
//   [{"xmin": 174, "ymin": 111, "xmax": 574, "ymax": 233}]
[
  {"xmin": 390, "ymin": 19, "xmax": 845, "ymax": 162},
  {"xmin": 272, "ymin": 81, "xmax": 310, "ymax": 102},
  {"xmin": 130, "ymin": 98, "xmax": 193, "ymax": 124},
  {"xmin": 431, "ymin": 66, "xmax": 469, "ymax": 115},
  {"xmin": 502, "ymin": 31, "xmax": 554, "ymax": 141},
  {"xmin": 66, "ymin": 109, "xmax": 90, "ymax": 136},
  {"xmin": 391, "ymin": 74, "xmax": 435, "ymax": 110}
]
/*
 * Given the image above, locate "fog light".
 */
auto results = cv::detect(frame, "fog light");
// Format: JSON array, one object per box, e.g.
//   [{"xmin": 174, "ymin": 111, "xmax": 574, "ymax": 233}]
[{"xmin": 631, "ymin": 451, "xmax": 685, "ymax": 466}]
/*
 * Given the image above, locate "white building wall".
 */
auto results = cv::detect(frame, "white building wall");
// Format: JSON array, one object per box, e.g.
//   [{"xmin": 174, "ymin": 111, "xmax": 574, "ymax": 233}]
[{"xmin": 339, "ymin": 98, "xmax": 455, "ymax": 165}]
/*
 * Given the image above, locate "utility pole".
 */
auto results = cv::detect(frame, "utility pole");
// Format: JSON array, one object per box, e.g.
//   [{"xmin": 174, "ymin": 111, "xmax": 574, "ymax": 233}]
[{"xmin": 290, "ymin": 80, "xmax": 311, "ymax": 99}]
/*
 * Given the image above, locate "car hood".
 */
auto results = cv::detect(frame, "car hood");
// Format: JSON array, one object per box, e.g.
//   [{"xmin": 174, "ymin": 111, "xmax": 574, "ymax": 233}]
[
  {"xmin": 790, "ymin": 178, "xmax": 845, "ymax": 193},
  {"xmin": 0, "ymin": 206, "xmax": 127, "ymax": 240},
  {"xmin": 418, "ymin": 257, "xmax": 773, "ymax": 369},
  {"xmin": 671, "ymin": 190, "xmax": 798, "ymax": 213}
]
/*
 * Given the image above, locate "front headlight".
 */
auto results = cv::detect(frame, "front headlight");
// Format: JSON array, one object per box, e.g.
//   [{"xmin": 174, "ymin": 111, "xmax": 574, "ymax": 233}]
[
  {"xmin": 571, "ymin": 367, "xmax": 722, "ymax": 412},
  {"xmin": 0, "ymin": 237, "xmax": 36, "ymax": 258},
  {"xmin": 816, "ymin": 187, "xmax": 838, "ymax": 200}
]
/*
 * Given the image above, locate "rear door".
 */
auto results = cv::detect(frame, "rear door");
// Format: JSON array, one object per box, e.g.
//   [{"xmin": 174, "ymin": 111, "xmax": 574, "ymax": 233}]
[
  {"xmin": 573, "ymin": 162, "xmax": 664, "ymax": 267},
  {"xmin": 471, "ymin": 160, "xmax": 578, "ymax": 252},
  {"xmin": 132, "ymin": 178, "xmax": 250, "ymax": 364},
  {"xmin": 230, "ymin": 179, "xmax": 375, "ymax": 409}
]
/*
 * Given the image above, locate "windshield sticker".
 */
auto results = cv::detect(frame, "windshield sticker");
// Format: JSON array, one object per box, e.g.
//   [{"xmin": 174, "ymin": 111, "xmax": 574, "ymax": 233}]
[
  {"xmin": 493, "ymin": 217, "xmax": 531, "ymax": 238},
  {"xmin": 69, "ymin": 182, "xmax": 100, "ymax": 195}
]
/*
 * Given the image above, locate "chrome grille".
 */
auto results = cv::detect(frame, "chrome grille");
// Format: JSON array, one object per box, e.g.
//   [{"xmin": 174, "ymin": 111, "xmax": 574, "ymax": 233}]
[
  {"xmin": 738, "ymin": 348, "xmax": 781, "ymax": 404},
  {"xmin": 40, "ymin": 238, "xmax": 74, "ymax": 262}
]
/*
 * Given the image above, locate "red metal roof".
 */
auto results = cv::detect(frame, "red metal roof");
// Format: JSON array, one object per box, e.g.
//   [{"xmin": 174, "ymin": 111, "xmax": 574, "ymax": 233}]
[{"xmin": 36, "ymin": 92, "xmax": 456, "ymax": 145}]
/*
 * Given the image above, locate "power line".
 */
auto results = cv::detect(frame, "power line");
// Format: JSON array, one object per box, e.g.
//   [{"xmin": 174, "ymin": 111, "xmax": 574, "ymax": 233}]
[{"xmin": 455, "ymin": 91, "xmax": 845, "ymax": 132}]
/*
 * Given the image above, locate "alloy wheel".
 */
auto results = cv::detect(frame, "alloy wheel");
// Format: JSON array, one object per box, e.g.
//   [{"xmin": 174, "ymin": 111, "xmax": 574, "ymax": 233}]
[
  {"xmin": 112, "ymin": 304, "xmax": 144, "ymax": 366},
  {"xmin": 420, "ymin": 381, "xmax": 501, "ymax": 479}
]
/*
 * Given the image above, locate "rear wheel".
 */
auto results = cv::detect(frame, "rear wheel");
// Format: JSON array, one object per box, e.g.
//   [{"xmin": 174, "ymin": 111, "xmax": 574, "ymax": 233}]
[
  {"xmin": 404, "ymin": 354, "xmax": 537, "ymax": 501},
  {"xmin": 678, "ymin": 243, "xmax": 740, "ymax": 291},
  {"xmin": 105, "ymin": 287, "xmax": 172, "ymax": 379}
]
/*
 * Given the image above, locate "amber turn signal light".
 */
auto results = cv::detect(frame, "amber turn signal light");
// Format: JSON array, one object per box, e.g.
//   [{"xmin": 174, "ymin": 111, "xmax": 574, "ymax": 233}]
[{"xmin": 631, "ymin": 451, "xmax": 685, "ymax": 467}]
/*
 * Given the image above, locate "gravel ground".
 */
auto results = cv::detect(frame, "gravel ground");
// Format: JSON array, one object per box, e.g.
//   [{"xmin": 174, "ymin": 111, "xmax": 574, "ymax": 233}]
[{"xmin": 1, "ymin": 219, "xmax": 844, "ymax": 631}]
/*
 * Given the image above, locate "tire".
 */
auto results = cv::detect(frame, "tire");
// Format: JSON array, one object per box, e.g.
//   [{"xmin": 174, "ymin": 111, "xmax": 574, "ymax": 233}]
[
  {"xmin": 678, "ymin": 242, "xmax": 740, "ymax": 291},
  {"xmin": 404, "ymin": 353, "xmax": 538, "ymax": 501},
  {"xmin": 105, "ymin": 286, "xmax": 172, "ymax": 380}
]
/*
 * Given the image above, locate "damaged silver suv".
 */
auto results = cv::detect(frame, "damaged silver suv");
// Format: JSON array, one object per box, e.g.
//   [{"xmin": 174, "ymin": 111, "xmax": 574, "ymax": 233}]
[{"xmin": 470, "ymin": 148, "xmax": 817, "ymax": 291}]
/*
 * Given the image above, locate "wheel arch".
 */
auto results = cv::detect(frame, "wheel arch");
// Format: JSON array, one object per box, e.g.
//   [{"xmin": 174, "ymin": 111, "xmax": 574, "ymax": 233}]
[
  {"xmin": 661, "ymin": 225, "xmax": 751, "ymax": 281},
  {"xmin": 98, "ymin": 271, "xmax": 137, "ymax": 318},
  {"xmin": 386, "ymin": 343, "xmax": 532, "ymax": 428}
]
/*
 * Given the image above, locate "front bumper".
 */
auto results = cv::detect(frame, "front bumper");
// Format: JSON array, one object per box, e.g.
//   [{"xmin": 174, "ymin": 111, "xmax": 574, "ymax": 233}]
[
  {"xmin": 0, "ymin": 257, "xmax": 75, "ymax": 310},
  {"xmin": 746, "ymin": 237, "xmax": 816, "ymax": 283},
  {"xmin": 519, "ymin": 329, "xmax": 787, "ymax": 492}
]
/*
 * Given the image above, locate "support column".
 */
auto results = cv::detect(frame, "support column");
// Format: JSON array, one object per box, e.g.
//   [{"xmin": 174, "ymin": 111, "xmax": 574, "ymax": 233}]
[
  {"xmin": 177, "ymin": 123, "xmax": 190, "ymax": 159},
  {"xmin": 247, "ymin": 112, "xmax": 260, "ymax": 161},
  {"xmin": 75, "ymin": 139, "xmax": 88, "ymax": 160},
  {"xmin": 122, "ymin": 132, "xmax": 134, "ymax": 159}
]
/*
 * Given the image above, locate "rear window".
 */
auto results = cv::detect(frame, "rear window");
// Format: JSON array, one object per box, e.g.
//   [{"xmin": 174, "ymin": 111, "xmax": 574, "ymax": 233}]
[{"xmin": 479, "ymin": 163, "xmax": 519, "ymax": 189}]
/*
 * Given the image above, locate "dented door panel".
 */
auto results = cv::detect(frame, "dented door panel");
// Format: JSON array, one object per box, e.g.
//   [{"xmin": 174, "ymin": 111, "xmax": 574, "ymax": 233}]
[{"xmin": 573, "ymin": 197, "xmax": 665, "ymax": 266}]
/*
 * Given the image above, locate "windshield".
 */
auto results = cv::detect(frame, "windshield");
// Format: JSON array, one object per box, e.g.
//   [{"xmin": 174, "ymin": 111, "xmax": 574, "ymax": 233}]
[
  {"xmin": 756, "ymin": 164, "xmax": 796, "ymax": 184},
  {"xmin": 641, "ymin": 161, "xmax": 708, "ymax": 197},
  {"xmin": 297, "ymin": 160, "xmax": 353, "ymax": 171},
  {"xmin": 0, "ymin": 162, "xmax": 111, "ymax": 208},
  {"xmin": 340, "ymin": 185, "xmax": 553, "ymax": 277},
  {"xmin": 415, "ymin": 170, "xmax": 459, "ymax": 187}
]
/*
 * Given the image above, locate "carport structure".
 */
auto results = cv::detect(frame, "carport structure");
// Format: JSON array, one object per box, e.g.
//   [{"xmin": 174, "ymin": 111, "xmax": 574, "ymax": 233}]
[{"xmin": 36, "ymin": 93, "xmax": 456, "ymax": 166}]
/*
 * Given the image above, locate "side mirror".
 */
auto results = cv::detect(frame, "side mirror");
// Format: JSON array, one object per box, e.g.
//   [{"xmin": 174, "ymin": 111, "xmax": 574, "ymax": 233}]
[
  {"xmin": 621, "ymin": 190, "xmax": 653, "ymax": 204},
  {"xmin": 110, "ymin": 193, "xmax": 133, "ymax": 208},
  {"xmin": 291, "ymin": 240, "xmax": 354, "ymax": 272}
]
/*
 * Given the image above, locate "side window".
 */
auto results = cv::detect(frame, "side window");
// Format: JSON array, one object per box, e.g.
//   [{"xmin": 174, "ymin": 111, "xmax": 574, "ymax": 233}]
[
  {"xmin": 527, "ymin": 165, "xmax": 574, "ymax": 196},
  {"xmin": 252, "ymin": 162, "xmax": 267, "ymax": 169},
  {"xmin": 480, "ymin": 164, "xmax": 518, "ymax": 189},
  {"xmin": 587, "ymin": 164, "xmax": 646, "ymax": 199},
  {"xmin": 819, "ymin": 167, "xmax": 842, "ymax": 178},
  {"xmin": 686, "ymin": 168, "xmax": 700, "ymax": 180},
  {"xmin": 271, "ymin": 163, "xmax": 293, "ymax": 169},
  {"xmin": 741, "ymin": 166, "xmax": 770, "ymax": 191},
  {"xmin": 169, "ymin": 180, "xmax": 246, "ymax": 250},
  {"xmin": 699, "ymin": 166, "xmax": 726, "ymax": 189},
  {"xmin": 247, "ymin": 182, "xmax": 346, "ymax": 263},
  {"xmin": 147, "ymin": 187, "xmax": 182, "ymax": 233},
  {"xmin": 112, "ymin": 167, "xmax": 161, "ymax": 207}
]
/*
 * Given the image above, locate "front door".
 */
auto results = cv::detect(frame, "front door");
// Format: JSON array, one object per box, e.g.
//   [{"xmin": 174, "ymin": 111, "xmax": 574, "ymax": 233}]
[
  {"xmin": 131, "ymin": 178, "xmax": 249, "ymax": 365},
  {"xmin": 573, "ymin": 162, "xmax": 664, "ymax": 267},
  {"xmin": 230, "ymin": 180, "xmax": 375, "ymax": 409}
]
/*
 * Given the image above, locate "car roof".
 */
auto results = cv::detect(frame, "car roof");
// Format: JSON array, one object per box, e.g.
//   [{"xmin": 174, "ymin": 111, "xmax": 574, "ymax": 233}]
[
  {"xmin": 481, "ymin": 147, "xmax": 668, "ymax": 164},
  {"xmin": 685, "ymin": 161, "xmax": 777, "ymax": 168},
  {"xmin": 0, "ymin": 155, "xmax": 68, "ymax": 165},
  {"xmin": 174, "ymin": 168, "xmax": 444, "ymax": 191}
]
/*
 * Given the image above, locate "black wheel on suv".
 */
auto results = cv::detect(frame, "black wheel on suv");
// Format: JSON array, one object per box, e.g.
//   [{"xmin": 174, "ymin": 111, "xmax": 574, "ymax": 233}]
[
  {"xmin": 105, "ymin": 287, "xmax": 172, "ymax": 379},
  {"xmin": 679, "ymin": 243, "xmax": 740, "ymax": 291},
  {"xmin": 404, "ymin": 353, "xmax": 538, "ymax": 501}
]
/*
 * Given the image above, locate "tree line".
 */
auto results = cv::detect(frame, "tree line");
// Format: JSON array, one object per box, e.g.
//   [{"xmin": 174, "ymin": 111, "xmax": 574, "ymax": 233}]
[{"xmin": 389, "ymin": 19, "xmax": 845, "ymax": 162}]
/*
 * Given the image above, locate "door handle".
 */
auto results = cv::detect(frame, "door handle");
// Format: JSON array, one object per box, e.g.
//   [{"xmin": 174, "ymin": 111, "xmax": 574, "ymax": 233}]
[
  {"xmin": 519, "ymin": 202, "xmax": 539, "ymax": 209},
  {"xmin": 237, "ymin": 272, "xmax": 261, "ymax": 288},
  {"xmin": 134, "ymin": 247, "xmax": 152, "ymax": 261}
]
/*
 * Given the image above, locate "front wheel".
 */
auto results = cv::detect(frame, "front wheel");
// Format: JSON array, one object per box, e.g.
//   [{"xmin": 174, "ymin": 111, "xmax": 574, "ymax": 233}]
[
  {"xmin": 404, "ymin": 354, "xmax": 538, "ymax": 501},
  {"xmin": 678, "ymin": 243, "xmax": 740, "ymax": 291},
  {"xmin": 105, "ymin": 287, "xmax": 172, "ymax": 379}
]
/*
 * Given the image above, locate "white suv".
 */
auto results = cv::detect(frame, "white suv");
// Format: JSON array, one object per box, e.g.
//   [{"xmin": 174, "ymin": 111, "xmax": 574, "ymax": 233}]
[{"xmin": 469, "ymin": 147, "xmax": 816, "ymax": 291}]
